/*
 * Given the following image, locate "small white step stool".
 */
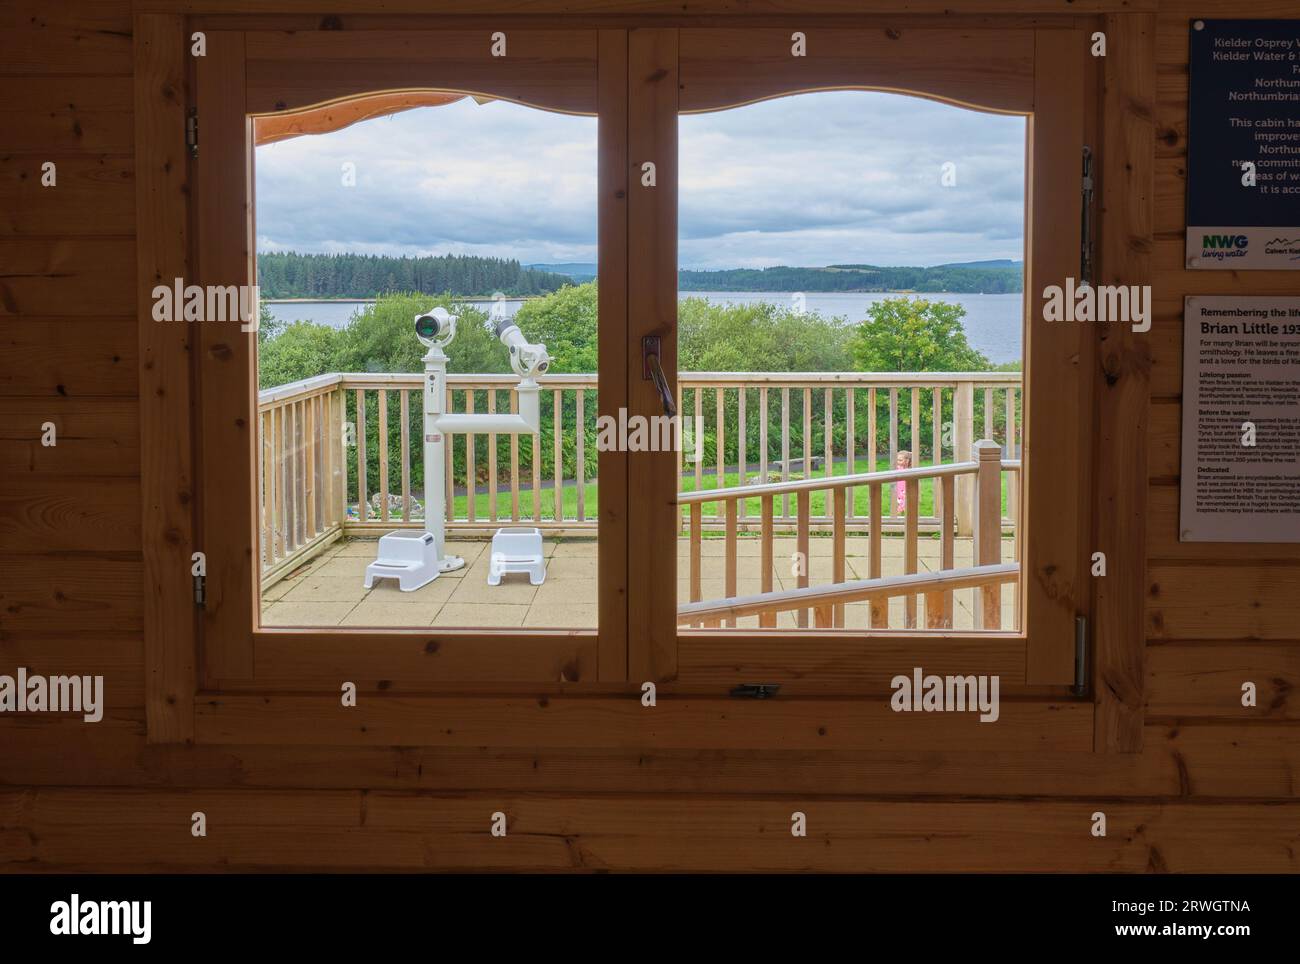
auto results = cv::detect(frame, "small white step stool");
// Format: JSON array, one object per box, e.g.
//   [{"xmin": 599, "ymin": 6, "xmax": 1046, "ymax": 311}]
[
  {"xmin": 364, "ymin": 531, "xmax": 439, "ymax": 592},
  {"xmin": 487, "ymin": 527, "xmax": 546, "ymax": 586}
]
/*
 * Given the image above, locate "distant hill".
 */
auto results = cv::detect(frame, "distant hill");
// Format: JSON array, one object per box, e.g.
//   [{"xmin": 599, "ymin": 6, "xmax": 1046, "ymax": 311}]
[
  {"xmin": 936, "ymin": 259, "xmax": 1023, "ymax": 270},
  {"xmin": 678, "ymin": 262, "xmax": 1022, "ymax": 294},
  {"xmin": 526, "ymin": 262, "xmax": 598, "ymax": 282},
  {"xmin": 258, "ymin": 252, "xmax": 573, "ymax": 299}
]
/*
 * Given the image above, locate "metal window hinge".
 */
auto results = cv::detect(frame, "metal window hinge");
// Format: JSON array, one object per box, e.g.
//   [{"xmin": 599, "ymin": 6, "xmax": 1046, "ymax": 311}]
[
  {"xmin": 186, "ymin": 107, "xmax": 199, "ymax": 157},
  {"xmin": 1073, "ymin": 615, "xmax": 1088, "ymax": 697},
  {"xmin": 730, "ymin": 683, "xmax": 780, "ymax": 699},
  {"xmin": 193, "ymin": 573, "xmax": 206, "ymax": 608},
  {"xmin": 1079, "ymin": 145, "xmax": 1095, "ymax": 287}
]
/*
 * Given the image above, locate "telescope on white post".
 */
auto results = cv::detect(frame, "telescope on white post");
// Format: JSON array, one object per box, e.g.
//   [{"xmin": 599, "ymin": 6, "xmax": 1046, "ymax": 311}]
[{"xmin": 363, "ymin": 306, "xmax": 551, "ymax": 593}]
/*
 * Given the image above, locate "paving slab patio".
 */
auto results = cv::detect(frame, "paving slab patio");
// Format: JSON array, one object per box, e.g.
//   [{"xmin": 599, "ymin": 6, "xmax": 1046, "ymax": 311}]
[{"xmin": 261, "ymin": 534, "xmax": 1017, "ymax": 631}]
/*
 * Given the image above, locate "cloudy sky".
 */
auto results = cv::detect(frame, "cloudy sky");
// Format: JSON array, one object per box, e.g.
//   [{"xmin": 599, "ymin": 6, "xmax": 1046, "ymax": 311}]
[{"xmin": 255, "ymin": 91, "xmax": 1025, "ymax": 270}]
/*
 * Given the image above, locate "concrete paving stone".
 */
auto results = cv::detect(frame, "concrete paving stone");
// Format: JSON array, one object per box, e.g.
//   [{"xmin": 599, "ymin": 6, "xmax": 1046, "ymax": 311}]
[
  {"xmin": 279, "ymin": 574, "xmax": 374, "ymax": 604},
  {"xmin": 260, "ymin": 600, "xmax": 356, "ymax": 627},
  {"xmin": 534, "ymin": 580, "xmax": 600, "ymax": 607},
  {"xmin": 551, "ymin": 538, "xmax": 598, "ymax": 557},
  {"xmin": 340, "ymin": 598, "xmax": 443, "ymax": 627},
  {"xmin": 260, "ymin": 578, "xmax": 295, "ymax": 602},
  {"xmin": 523, "ymin": 603, "xmax": 597, "ymax": 628},
  {"xmin": 545, "ymin": 557, "xmax": 598, "ymax": 580},
  {"xmin": 433, "ymin": 603, "xmax": 528, "ymax": 628},
  {"xmin": 360, "ymin": 576, "xmax": 457, "ymax": 605},
  {"xmin": 447, "ymin": 571, "xmax": 539, "ymax": 606},
  {"xmin": 307, "ymin": 554, "xmax": 374, "ymax": 579}
]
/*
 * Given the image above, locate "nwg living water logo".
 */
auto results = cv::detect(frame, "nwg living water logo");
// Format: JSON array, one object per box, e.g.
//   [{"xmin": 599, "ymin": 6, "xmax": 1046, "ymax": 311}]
[
  {"xmin": 50, "ymin": 895, "xmax": 151, "ymax": 944},
  {"xmin": 1201, "ymin": 233, "xmax": 1250, "ymax": 261}
]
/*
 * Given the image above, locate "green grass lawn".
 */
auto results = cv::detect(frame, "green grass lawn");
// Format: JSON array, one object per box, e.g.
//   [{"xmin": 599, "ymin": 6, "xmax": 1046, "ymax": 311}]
[{"xmin": 443, "ymin": 456, "xmax": 1011, "ymax": 523}]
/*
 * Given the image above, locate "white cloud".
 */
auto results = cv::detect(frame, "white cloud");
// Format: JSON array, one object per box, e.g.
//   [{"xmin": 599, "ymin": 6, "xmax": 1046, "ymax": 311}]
[{"xmin": 255, "ymin": 89, "xmax": 1025, "ymax": 269}]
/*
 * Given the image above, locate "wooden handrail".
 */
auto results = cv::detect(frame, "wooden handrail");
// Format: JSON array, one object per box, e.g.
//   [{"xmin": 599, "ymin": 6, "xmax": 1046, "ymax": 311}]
[
  {"xmin": 677, "ymin": 562, "xmax": 1019, "ymax": 624},
  {"xmin": 679, "ymin": 371, "xmax": 1021, "ymax": 385},
  {"xmin": 679, "ymin": 460, "xmax": 980, "ymax": 504},
  {"xmin": 259, "ymin": 370, "xmax": 1020, "ymax": 404}
]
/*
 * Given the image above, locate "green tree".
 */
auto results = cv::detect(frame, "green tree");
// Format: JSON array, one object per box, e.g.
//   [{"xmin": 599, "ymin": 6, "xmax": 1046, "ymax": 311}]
[
  {"xmin": 849, "ymin": 298, "xmax": 997, "ymax": 462},
  {"xmin": 849, "ymin": 297, "xmax": 990, "ymax": 373},
  {"xmin": 679, "ymin": 297, "xmax": 854, "ymax": 372},
  {"xmin": 513, "ymin": 281, "xmax": 595, "ymax": 374}
]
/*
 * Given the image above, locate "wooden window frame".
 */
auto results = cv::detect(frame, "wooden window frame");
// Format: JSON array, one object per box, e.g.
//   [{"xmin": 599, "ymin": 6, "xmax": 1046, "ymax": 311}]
[
  {"xmin": 135, "ymin": 8, "xmax": 1150, "ymax": 755},
  {"xmin": 630, "ymin": 24, "xmax": 1116, "ymax": 704}
]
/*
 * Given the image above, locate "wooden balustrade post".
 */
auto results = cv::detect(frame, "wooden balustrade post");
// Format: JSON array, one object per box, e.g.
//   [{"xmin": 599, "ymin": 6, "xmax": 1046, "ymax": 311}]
[
  {"xmin": 954, "ymin": 382, "xmax": 975, "ymax": 536},
  {"xmin": 724, "ymin": 500, "xmax": 738, "ymax": 628},
  {"xmin": 868, "ymin": 482, "xmax": 885, "ymax": 628},
  {"xmin": 376, "ymin": 389, "xmax": 389, "ymax": 523},
  {"xmin": 399, "ymin": 390, "xmax": 411, "ymax": 523},
  {"xmin": 759, "ymin": 494, "xmax": 775, "ymax": 628},
  {"xmin": 354, "ymin": 390, "xmax": 366, "ymax": 525},
  {"xmin": 796, "ymin": 489, "xmax": 810, "ymax": 628},
  {"xmin": 689, "ymin": 502, "xmax": 703, "ymax": 608},
  {"xmin": 832, "ymin": 487, "xmax": 846, "ymax": 627},
  {"xmin": 904, "ymin": 478, "xmax": 919, "ymax": 628},
  {"xmin": 973, "ymin": 439, "xmax": 1002, "ymax": 630}
]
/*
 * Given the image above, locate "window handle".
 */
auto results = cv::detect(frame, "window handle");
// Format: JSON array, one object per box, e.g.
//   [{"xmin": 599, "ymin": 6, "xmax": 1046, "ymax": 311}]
[{"xmin": 642, "ymin": 336, "xmax": 676, "ymax": 418}]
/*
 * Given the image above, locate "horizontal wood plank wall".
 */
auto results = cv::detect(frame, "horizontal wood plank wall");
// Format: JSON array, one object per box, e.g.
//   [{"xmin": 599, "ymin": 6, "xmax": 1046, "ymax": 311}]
[{"xmin": 3, "ymin": 0, "xmax": 1299, "ymax": 873}]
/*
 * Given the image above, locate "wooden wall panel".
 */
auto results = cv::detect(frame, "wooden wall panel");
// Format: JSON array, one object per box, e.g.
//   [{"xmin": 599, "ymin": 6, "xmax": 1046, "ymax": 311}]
[
  {"xmin": 1, "ymin": 0, "xmax": 1298, "ymax": 875},
  {"xmin": 0, "ymin": 1, "xmax": 133, "ymax": 76},
  {"xmin": 0, "ymin": 155, "xmax": 135, "ymax": 237},
  {"xmin": 1147, "ymin": 643, "xmax": 1300, "ymax": 720},
  {"xmin": 0, "ymin": 319, "xmax": 137, "ymax": 397},
  {"xmin": 0, "ymin": 477, "xmax": 141, "ymax": 553},
  {"xmin": 0, "ymin": 557, "xmax": 142, "ymax": 636},
  {"xmin": 0, "ymin": 241, "xmax": 136, "ymax": 316},
  {"xmin": 3, "ymin": 789, "xmax": 1298, "ymax": 872},
  {"xmin": 0, "ymin": 399, "xmax": 140, "ymax": 478}
]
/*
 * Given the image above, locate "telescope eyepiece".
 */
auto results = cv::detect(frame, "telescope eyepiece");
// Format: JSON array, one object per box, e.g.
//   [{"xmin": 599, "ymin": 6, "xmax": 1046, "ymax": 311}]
[{"xmin": 414, "ymin": 306, "xmax": 456, "ymax": 347}]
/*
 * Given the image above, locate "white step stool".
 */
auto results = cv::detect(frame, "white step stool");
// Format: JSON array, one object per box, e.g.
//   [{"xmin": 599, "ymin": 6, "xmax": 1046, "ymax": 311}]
[
  {"xmin": 487, "ymin": 527, "xmax": 546, "ymax": 586},
  {"xmin": 364, "ymin": 530, "xmax": 439, "ymax": 592}
]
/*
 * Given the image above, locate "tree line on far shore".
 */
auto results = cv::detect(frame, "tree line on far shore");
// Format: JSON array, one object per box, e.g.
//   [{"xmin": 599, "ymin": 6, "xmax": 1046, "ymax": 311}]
[{"xmin": 258, "ymin": 284, "xmax": 1019, "ymax": 500}]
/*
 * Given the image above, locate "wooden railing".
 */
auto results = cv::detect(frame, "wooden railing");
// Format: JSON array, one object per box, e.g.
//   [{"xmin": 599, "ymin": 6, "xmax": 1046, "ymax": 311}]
[
  {"xmin": 258, "ymin": 373, "xmax": 347, "ymax": 583},
  {"xmin": 257, "ymin": 371, "xmax": 1022, "ymax": 589},
  {"xmin": 677, "ymin": 563, "xmax": 1020, "ymax": 629},
  {"xmin": 677, "ymin": 442, "xmax": 1020, "ymax": 631}
]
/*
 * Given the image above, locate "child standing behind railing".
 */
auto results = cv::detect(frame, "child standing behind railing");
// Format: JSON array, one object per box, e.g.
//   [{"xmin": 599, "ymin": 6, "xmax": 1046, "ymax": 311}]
[{"xmin": 894, "ymin": 450, "xmax": 912, "ymax": 515}]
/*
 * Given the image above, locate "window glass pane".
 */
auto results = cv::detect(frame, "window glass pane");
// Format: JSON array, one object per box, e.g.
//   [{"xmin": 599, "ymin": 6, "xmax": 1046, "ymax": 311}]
[
  {"xmin": 253, "ymin": 98, "xmax": 599, "ymax": 630},
  {"xmin": 676, "ymin": 91, "xmax": 1025, "ymax": 632}
]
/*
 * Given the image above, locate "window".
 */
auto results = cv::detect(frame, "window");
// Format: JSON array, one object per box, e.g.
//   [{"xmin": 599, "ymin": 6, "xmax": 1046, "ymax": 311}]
[{"xmin": 137, "ymin": 16, "xmax": 1141, "ymax": 752}]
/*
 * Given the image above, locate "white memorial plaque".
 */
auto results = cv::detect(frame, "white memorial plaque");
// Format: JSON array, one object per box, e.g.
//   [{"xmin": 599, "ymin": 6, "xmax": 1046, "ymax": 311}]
[{"xmin": 1180, "ymin": 296, "xmax": 1300, "ymax": 542}]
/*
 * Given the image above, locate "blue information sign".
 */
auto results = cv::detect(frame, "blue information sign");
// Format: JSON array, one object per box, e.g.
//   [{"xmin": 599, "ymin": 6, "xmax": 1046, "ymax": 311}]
[{"xmin": 1186, "ymin": 19, "xmax": 1300, "ymax": 270}]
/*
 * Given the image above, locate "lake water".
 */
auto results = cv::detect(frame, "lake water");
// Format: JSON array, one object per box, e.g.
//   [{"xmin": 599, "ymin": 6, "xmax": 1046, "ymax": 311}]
[{"xmin": 266, "ymin": 291, "xmax": 1023, "ymax": 364}]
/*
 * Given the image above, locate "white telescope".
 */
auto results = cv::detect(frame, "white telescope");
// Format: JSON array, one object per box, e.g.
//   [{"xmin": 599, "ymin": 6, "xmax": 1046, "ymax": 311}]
[{"xmin": 363, "ymin": 306, "xmax": 551, "ymax": 592}]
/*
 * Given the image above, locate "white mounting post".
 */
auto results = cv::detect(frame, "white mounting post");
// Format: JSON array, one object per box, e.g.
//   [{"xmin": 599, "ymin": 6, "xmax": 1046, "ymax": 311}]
[
  {"xmin": 367, "ymin": 308, "xmax": 550, "ymax": 590},
  {"xmin": 386, "ymin": 310, "xmax": 548, "ymax": 584}
]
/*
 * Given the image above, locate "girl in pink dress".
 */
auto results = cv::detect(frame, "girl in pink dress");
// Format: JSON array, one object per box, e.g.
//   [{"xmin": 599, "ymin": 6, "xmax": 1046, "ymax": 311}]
[{"xmin": 894, "ymin": 451, "xmax": 912, "ymax": 515}]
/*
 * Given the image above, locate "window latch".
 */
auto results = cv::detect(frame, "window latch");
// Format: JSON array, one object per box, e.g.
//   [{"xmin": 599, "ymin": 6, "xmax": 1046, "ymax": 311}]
[
  {"xmin": 730, "ymin": 683, "xmax": 780, "ymax": 699},
  {"xmin": 1079, "ymin": 145, "xmax": 1095, "ymax": 287},
  {"xmin": 1073, "ymin": 615, "xmax": 1088, "ymax": 697}
]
